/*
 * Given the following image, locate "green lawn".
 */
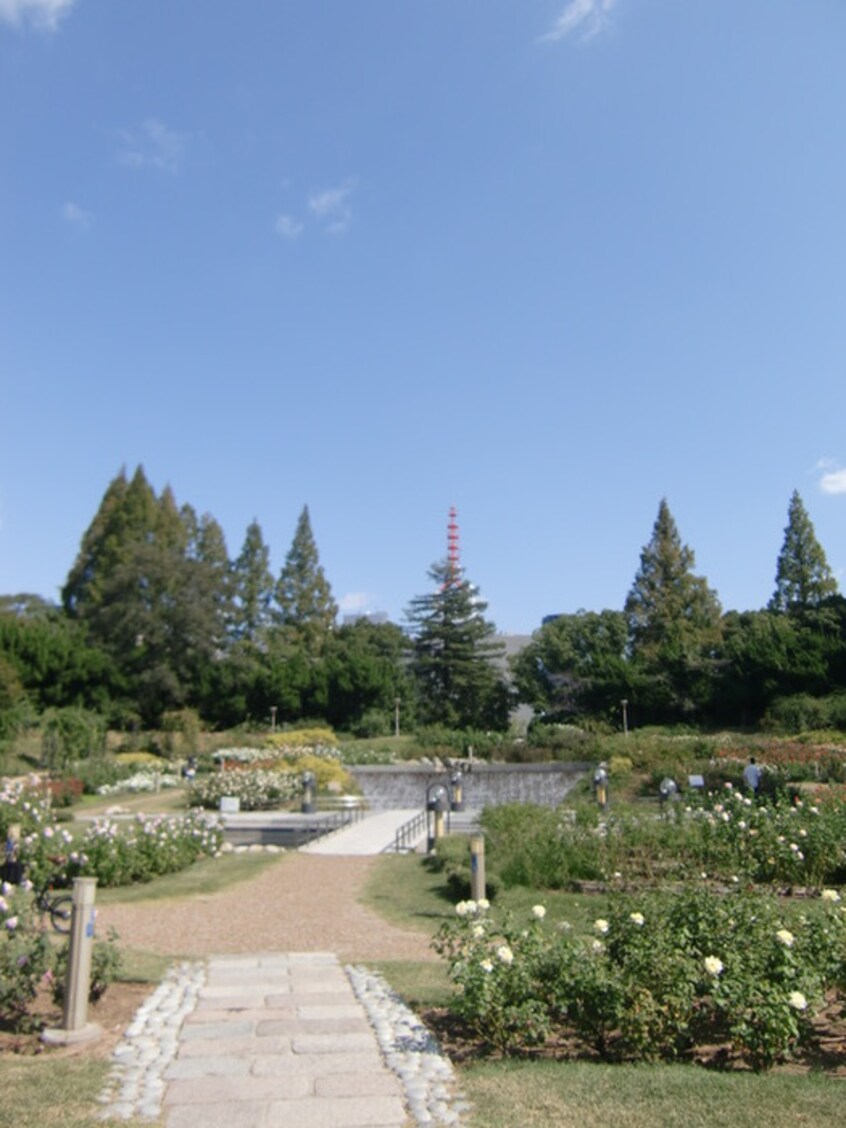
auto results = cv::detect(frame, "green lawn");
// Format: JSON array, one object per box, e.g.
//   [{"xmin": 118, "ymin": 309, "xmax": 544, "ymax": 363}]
[
  {"xmin": 365, "ymin": 852, "xmax": 846, "ymax": 1128},
  {"xmin": 459, "ymin": 1059, "xmax": 844, "ymax": 1128}
]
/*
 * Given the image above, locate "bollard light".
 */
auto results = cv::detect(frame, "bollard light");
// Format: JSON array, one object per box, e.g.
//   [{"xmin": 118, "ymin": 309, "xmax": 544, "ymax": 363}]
[
  {"xmin": 301, "ymin": 770, "xmax": 317, "ymax": 815},
  {"xmin": 659, "ymin": 777, "xmax": 678, "ymax": 808},
  {"xmin": 426, "ymin": 783, "xmax": 449, "ymax": 853},
  {"xmin": 450, "ymin": 770, "xmax": 464, "ymax": 813},
  {"xmin": 593, "ymin": 764, "xmax": 609, "ymax": 810},
  {"xmin": 470, "ymin": 834, "xmax": 486, "ymax": 902}
]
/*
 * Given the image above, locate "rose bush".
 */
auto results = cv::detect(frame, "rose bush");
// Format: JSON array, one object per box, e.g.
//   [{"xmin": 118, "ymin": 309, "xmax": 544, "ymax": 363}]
[{"xmin": 434, "ymin": 887, "xmax": 846, "ymax": 1069}]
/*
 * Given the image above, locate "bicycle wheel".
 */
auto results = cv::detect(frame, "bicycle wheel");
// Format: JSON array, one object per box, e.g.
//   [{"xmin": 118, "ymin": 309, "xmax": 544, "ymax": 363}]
[{"xmin": 49, "ymin": 894, "xmax": 73, "ymax": 933}]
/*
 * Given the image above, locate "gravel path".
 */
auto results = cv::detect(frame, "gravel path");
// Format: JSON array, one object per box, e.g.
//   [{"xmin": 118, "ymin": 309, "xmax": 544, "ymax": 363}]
[{"xmin": 95, "ymin": 853, "xmax": 437, "ymax": 963}]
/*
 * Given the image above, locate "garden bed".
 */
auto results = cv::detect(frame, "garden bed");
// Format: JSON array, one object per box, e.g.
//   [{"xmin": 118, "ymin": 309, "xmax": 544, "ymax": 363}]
[{"xmin": 420, "ymin": 993, "xmax": 846, "ymax": 1076}]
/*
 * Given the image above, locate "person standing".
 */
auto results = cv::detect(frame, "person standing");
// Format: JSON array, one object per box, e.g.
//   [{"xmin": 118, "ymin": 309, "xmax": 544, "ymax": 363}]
[{"xmin": 742, "ymin": 756, "xmax": 761, "ymax": 794}]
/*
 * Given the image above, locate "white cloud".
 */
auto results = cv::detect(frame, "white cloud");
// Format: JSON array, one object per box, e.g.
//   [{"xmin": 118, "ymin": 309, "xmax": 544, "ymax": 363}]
[
  {"xmin": 61, "ymin": 200, "xmax": 93, "ymax": 229},
  {"xmin": 117, "ymin": 118, "xmax": 185, "ymax": 174},
  {"xmin": 274, "ymin": 213, "xmax": 303, "ymax": 240},
  {"xmin": 0, "ymin": 0, "xmax": 75, "ymax": 31},
  {"xmin": 819, "ymin": 465, "xmax": 846, "ymax": 495},
  {"xmin": 308, "ymin": 181, "xmax": 355, "ymax": 234},
  {"xmin": 540, "ymin": 0, "xmax": 617, "ymax": 44}
]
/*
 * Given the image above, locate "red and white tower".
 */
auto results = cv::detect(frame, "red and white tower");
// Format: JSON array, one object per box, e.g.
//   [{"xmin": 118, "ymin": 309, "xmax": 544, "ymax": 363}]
[{"xmin": 445, "ymin": 506, "xmax": 461, "ymax": 588}]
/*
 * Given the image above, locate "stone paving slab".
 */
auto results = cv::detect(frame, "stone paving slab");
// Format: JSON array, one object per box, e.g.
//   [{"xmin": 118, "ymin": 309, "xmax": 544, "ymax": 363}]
[{"xmin": 162, "ymin": 952, "xmax": 410, "ymax": 1128}]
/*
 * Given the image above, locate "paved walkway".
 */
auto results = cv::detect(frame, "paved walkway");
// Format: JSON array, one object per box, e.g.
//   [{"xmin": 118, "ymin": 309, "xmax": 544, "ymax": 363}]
[
  {"xmin": 160, "ymin": 952, "xmax": 409, "ymax": 1128},
  {"xmin": 300, "ymin": 808, "xmax": 423, "ymax": 855}
]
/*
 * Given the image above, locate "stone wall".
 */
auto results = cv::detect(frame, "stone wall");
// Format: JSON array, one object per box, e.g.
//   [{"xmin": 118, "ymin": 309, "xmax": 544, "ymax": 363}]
[{"xmin": 350, "ymin": 762, "xmax": 590, "ymax": 811}]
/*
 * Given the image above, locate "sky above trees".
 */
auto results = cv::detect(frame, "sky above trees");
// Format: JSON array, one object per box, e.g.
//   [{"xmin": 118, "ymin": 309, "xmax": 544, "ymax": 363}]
[{"xmin": 2, "ymin": 2, "xmax": 846, "ymax": 632}]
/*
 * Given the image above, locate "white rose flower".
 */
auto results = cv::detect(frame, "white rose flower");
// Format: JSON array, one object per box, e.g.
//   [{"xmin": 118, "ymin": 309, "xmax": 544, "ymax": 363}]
[
  {"xmin": 629, "ymin": 912, "xmax": 645, "ymax": 926},
  {"xmin": 477, "ymin": 898, "xmax": 490, "ymax": 911},
  {"xmin": 497, "ymin": 945, "xmax": 514, "ymax": 966},
  {"xmin": 788, "ymin": 991, "xmax": 807, "ymax": 1011},
  {"xmin": 532, "ymin": 905, "xmax": 547, "ymax": 920},
  {"xmin": 704, "ymin": 956, "xmax": 724, "ymax": 976},
  {"xmin": 594, "ymin": 919, "xmax": 609, "ymax": 934},
  {"xmin": 821, "ymin": 889, "xmax": 841, "ymax": 903},
  {"xmin": 480, "ymin": 958, "xmax": 493, "ymax": 973},
  {"xmin": 776, "ymin": 928, "xmax": 794, "ymax": 947},
  {"xmin": 591, "ymin": 939, "xmax": 604, "ymax": 953}
]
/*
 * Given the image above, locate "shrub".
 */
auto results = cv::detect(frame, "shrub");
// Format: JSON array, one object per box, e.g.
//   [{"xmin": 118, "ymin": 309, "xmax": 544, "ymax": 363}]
[
  {"xmin": 75, "ymin": 811, "xmax": 223, "ymax": 886},
  {"xmin": 52, "ymin": 926, "xmax": 122, "ymax": 1005},
  {"xmin": 350, "ymin": 709, "xmax": 391, "ymax": 739},
  {"xmin": 188, "ymin": 768, "xmax": 299, "ymax": 811},
  {"xmin": 434, "ymin": 887, "xmax": 846, "ymax": 1069},
  {"xmin": 40, "ymin": 707, "xmax": 106, "ymax": 772},
  {"xmin": 160, "ymin": 709, "xmax": 201, "ymax": 757},
  {"xmin": 0, "ymin": 882, "xmax": 52, "ymax": 1031},
  {"xmin": 265, "ymin": 727, "xmax": 339, "ymax": 750}
]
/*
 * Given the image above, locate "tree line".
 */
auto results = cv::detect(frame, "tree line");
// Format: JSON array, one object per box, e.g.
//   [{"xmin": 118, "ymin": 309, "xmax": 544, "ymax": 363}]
[
  {"xmin": 514, "ymin": 492, "xmax": 846, "ymax": 730},
  {"xmin": 0, "ymin": 466, "xmax": 509, "ymax": 739},
  {"xmin": 1, "ymin": 468, "xmax": 844, "ymax": 740}
]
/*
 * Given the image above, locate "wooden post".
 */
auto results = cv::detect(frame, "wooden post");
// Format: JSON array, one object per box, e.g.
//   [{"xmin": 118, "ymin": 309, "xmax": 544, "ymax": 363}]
[{"xmin": 470, "ymin": 835, "xmax": 486, "ymax": 902}]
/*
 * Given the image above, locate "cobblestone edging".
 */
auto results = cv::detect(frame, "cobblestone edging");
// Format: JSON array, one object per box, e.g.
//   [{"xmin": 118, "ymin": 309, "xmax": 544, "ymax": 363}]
[
  {"xmin": 97, "ymin": 960, "xmax": 206, "ymax": 1121},
  {"xmin": 346, "ymin": 964, "xmax": 471, "ymax": 1126},
  {"xmin": 97, "ymin": 958, "xmax": 468, "ymax": 1125}
]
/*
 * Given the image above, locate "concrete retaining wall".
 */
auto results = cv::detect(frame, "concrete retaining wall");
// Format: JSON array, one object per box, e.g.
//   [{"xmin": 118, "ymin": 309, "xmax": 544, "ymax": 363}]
[{"xmin": 350, "ymin": 762, "xmax": 590, "ymax": 811}]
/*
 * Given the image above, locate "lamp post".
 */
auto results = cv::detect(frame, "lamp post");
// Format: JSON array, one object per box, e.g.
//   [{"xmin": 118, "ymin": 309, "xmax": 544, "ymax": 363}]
[
  {"xmin": 394, "ymin": 697, "xmax": 400, "ymax": 738},
  {"xmin": 426, "ymin": 783, "xmax": 449, "ymax": 854},
  {"xmin": 621, "ymin": 698, "xmax": 629, "ymax": 737},
  {"xmin": 270, "ymin": 705, "xmax": 277, "ymax": 733}
]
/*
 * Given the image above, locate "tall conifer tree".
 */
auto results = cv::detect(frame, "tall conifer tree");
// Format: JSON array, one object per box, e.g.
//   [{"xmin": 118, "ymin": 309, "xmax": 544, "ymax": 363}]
[
  {"xmin": 231, "ymin": 520, "xmax": 275, "ymax": 644},
  {"xmin": 274, "ymin": 506, "xmax": 337, "ymax": 654},
  {"xmin": 769, "ymin": 490, "xmax": 837, "ymax": 613},
  {"xmin": 625, "ymin": 499, "xmax": 722, "ymax": 665},
  {"xmin": 406, "ymin": 560, "xmax": 510, "ymax": 730}
]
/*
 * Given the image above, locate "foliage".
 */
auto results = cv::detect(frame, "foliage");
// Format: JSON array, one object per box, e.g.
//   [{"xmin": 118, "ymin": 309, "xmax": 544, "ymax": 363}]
[
  {"xmin": 52, "ymin": 927, "xmax": 123, "ymax": 1005},
  {"xmin": 512, "ymin": 610, "xmax": 630, "ymax": 721},
  {"xmin": 230, "ymin": 519, "xmax": 275, "ymax": 644},
  {"xmin": 265, "ymin": 727, "xmax": 339, "ymax": 749},
  {"xmin": 624, "ymin": 500, "xmax": 722, "ymax": 724},
  {"xmin": 61, "ymin": 467, "xmax": 233, "ymax": 726},
  {"xmin": 273, "ymin": 505, "xmax": 337, "ymax": 655},
  {"xmin": 41, "ymin": 707, "xmax": 106, "ymax": 772},
  {"xmin": 95, "ymin": 769, "xmax": 182, "ymax": 796},
  {"xmin": 434, "ymin": 888, "xmax": 846, "ymax": 1069},
  {"xmin": 350, "ymin": 708, "xmax": 392, "ymax": 738},
  {"xmin": 478, "ymin": 786, "xmax": 846, "ymax": 892},
  {"xmin": 762, "ymin": 693, "xmax": 846, "ymax": 736},
  {"xmin": 769, "ymin": 490, "xmax": 837, "ymax": 614},
  {"xmin": 0, "ymin": 881, "xmax": 52, "ymax": 1030},
  {"xmin": 187, "ymin": 767, "xmax": 300, "ymax": 811},
  {"xmin": 73, "ymin": 812, "xmax": 224, "ymax": 887},
  {"xmin": 160, "ymin": 709, "xmax": 201, "ymax": 757},
  {"xmin": 406, "ymin": 559, "xmax": 511, "ymax": 731}
]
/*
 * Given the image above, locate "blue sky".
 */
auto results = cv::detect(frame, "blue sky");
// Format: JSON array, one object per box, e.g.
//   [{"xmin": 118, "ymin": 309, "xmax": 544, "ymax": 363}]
[{"xmin": 2, "ymin": 1, "xmax": 845, "ymax": 634}]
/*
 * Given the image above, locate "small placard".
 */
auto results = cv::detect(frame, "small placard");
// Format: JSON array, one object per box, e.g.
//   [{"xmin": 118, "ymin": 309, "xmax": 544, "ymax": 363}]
[
  {"xmin": 688, "ymin": 774, "xmax": 705, "ymax": 789},
  {"xmin": 219, "ymin": 796, "xmax": 240, "ymax": 813}
]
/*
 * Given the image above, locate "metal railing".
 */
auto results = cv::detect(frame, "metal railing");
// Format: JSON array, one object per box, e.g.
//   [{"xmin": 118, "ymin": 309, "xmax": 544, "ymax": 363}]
[{"xmin": 384, "ymin": 808, "xmax": 428, "ymax": 854}]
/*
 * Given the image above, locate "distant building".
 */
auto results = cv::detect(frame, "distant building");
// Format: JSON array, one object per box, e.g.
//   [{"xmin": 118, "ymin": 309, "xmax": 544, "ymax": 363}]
[{"xmin": 342, "ymin": 610, "xmax": 389, "ymax": 626}]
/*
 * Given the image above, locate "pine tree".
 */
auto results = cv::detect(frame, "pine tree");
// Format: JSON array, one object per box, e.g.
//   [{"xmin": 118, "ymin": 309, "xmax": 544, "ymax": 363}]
[
  {"xmin": 274, "ymin": 506, "xmax": 337, "ymax": 654},
  {"xmin": 406, "ymin": 560, "xmax": 510, "ymax": 730},
  {"xmin": 769, "ymin": 490, "xmax": 837, "ymax": 613},
  {"xmin": 625, "ymin": 499, "xmax": 722, "ymax": 666}
]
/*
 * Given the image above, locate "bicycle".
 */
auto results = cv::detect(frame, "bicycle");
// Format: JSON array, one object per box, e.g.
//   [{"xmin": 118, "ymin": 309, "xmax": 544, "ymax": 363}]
[{"xmin": 35, "ymin": 886, "xmax": 73, "ymax": 934}]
